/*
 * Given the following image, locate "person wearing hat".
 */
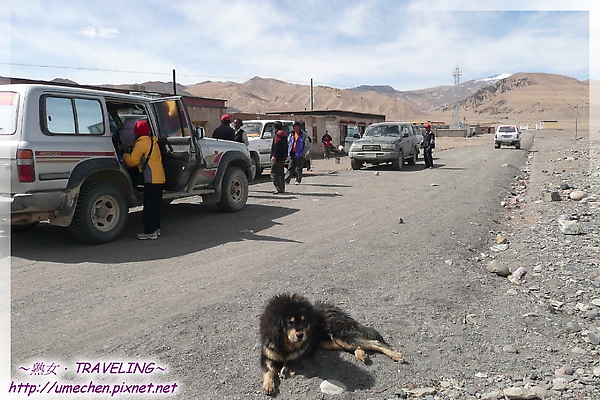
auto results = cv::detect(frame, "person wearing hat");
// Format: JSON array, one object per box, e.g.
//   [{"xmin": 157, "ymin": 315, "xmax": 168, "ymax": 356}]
[
  {"xmin": 123, "ymin": 120, "xmax": 166, "ymax": 240},
  {"xmin": 233, "ymin": 118, "xmax": 249, "ymax": 146},
  {"xmin": 421, "ymin": 123, "xmax": 435, "ymax": 169},
  {"xmin": 212, "ymin": 114, "xmax": 235, "ymax": 141}
]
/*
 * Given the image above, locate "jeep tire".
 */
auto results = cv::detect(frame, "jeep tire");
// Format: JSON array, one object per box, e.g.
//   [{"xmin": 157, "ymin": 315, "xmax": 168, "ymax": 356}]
[
  {"xmin": 217, "ymin": 167, "xmax": 248, "ymax": 212},
  {"xmin": 407, "ymin": 147, "xmax": 418, "ymax": 165},
  {"xmin": 68, "ymin": 181, "xmax": 128, "ymax": 244},
  {"xmin": 350, "ymin": 159, "xmax": 363, "ymax": 170},
  {"xmin": 391, "ymin": 150, "xmax": 404, "ymax": 170}
]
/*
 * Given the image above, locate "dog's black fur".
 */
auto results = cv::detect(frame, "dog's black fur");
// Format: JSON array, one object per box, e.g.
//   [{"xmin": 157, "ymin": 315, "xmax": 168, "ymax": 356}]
[{"xmin": 259, "ymin": 293, "xmax": 404, "ymax": 395}]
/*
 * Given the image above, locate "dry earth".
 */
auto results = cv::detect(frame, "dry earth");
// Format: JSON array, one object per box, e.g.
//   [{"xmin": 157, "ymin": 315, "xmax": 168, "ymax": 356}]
[{"xmin": 9, "ymin": 128, "xmax": 599, "ymax": 400}]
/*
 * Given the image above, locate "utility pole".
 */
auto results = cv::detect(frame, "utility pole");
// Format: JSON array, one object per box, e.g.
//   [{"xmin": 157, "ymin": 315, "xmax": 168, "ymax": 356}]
[
  {"xmin": 310, "ymin": 79, "xmax": 314, "ymax": 111},
  {"xmin": 575, "ymin": 104, "xmax": 578, "ymax": 139},
  {"xmin": 452, "ymin": 66, "xmax": 462, "ymax": 129},
  {"xmin": 172, "ymin": 69, "xmax": 177, "ymax": 95}
]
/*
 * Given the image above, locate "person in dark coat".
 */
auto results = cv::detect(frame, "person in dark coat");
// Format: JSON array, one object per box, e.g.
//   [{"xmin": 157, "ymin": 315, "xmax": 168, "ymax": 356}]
[
  {"xmin": 285, "ymin": 121, "xmax": 306, "ymax": 185},
  {"xmin": 270, "ymin": 121, "xmax": 288, "ymax": 194},
  {"xmin": 212, "ymin": 114, "xmax": 235, "ymax": 140},
  {"xmin": 422, "ymin": 123, "xmax": 435, "ymax": 168},
  {"xmin": 233, "ymin": 118, "xmax": 248, "ymax": 146}
]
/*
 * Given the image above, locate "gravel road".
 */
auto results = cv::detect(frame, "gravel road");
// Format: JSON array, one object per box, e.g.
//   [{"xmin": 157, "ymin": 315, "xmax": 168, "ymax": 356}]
[{"xmin": 10, "ymin": 129, "xmax": 599, "ymax": 399}]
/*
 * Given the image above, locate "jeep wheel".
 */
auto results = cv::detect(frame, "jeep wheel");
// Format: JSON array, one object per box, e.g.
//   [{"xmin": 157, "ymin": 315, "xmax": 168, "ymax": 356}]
[
  {"xmin": 391, "ymin": 150, "xmax": 404, "ymax": 170},
  {"xmin": 251, "ymin": 155, "xmax": 260, "ymax": 179},
  {"xmin": 69, "ymin": 182, "xmax": 128, "ymax": 244},
  {"xmin": 407, "ymin": 147, "xmax": 418, "ymax": 165},
  {"xmin": 217, "ymin": 167, "xmax": 248, "ymax": 212},
  {"xmin": 350, "ymin": 159, "xmax": 363, "ymax": 170}
]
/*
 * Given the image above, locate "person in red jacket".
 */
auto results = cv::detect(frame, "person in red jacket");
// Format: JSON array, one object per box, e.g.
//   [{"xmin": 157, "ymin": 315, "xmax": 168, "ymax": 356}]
[
  {"xmin": 322, "ymin": 130, "xmax": 332, "ymax": 159},
  {"xmin": 124, "ymin": 120, "xmax": 166, "ymax": 240}
]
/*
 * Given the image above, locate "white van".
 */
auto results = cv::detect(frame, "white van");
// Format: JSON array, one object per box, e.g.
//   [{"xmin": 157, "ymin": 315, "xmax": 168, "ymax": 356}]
[{"xmin": 242, "ymin": 120, "xmax": 294, "ymax": 175}]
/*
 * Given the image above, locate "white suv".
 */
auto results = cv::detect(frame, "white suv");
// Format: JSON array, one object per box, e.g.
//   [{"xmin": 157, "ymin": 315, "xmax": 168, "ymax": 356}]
[
  {"xmin": 494, "ymin": 125, "xmax": 521, "ymax": 149},
  {"xmin": 0, "ymin": 84, "xmax": 254, "ymax": 243}
]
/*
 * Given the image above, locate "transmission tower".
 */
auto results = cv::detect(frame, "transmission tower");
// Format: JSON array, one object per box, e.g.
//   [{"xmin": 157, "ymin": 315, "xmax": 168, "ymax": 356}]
[{"xmin": 452, "ymin": 66, "xmax": 462, "ymax": 129}]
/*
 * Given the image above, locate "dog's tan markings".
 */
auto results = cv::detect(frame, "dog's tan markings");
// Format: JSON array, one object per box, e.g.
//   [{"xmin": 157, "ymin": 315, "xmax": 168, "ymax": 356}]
[
  {"xmin": 262, "ymin": 358, "xmax": 279, "ymax": 395},
  {"xmin": 279, "ymin": 365, "xmax": 295, "ymax": 379},
  {"xmin": 354, "ymin": 338, "xmax": 405, "ymax": 363},
  {"xmin": 320, "ymin": 338, "xmax": 405, "ymax": 364},
  {"xmin": 354, "ymin": 347, "xmax": 369, "ymax": 363}
]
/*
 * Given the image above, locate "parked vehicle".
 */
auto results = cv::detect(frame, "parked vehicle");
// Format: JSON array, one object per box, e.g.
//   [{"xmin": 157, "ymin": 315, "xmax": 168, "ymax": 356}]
[
  {"xmin": 343, "ymin": 125, "xmax": 361, "ymax": 153},
  {"xmin": 348, "ymin": 122, "xmax": 421, "ymax": 170},
  {"xmin": 494, "ymin": 124, "xmax": 521, "ymax": 149},
  {"xmin": 242, "ymin": 120, "xmax": 294, "ymax": 176},
  {"xmin": 0, "ymin": 84, "xmax": 255, "ymax": 244}
]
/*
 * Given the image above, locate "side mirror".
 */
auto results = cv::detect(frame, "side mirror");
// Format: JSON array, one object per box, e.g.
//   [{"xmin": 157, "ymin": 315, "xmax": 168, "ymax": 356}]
[
  {"xmin": 403, "ymin": 132, "xmax": 409, "ymax": 138},
  {"xmin": 263, "ymin": 131, "xmax": 272, "ymax": 139},
  {"xmin": 195, "ymin": 126, "xmax": 205, "ymax": 139},
  {"xmin": 353, "ymin": 133, "xmax": 360, "ymax": 138}
]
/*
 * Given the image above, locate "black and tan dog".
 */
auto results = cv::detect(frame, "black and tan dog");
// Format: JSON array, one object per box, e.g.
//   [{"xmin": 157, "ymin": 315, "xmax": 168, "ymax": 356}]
[{"xmin": 259, "ymin": 293, "xmax": 404, "ymax": 395}]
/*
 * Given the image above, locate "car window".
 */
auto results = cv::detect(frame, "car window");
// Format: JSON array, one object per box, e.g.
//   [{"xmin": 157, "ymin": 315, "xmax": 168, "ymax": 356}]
[
  {"xmin": 242, "ymin": 122, "xmax": 262, "ymax": 137},
  {"xmin": 364, "ymin": 125, "xmax": 385, "ymax": 137},
  {"xmin": 498, "ymin": 126, "xmax": 516, "ymax": 133},
  {"xmin": 154, "ymin": 99, "xmax": 190, "ymax": 137},
  {"xmin": 43, "ymin": 96, "xmax": 104, "ymax": 135},
  {"xmin": 0, "ymin": 91, "xmax": 18, "ymax": 135}
]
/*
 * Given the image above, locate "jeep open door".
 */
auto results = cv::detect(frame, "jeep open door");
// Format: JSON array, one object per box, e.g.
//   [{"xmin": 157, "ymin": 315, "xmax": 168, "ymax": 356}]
[{"xmin": 151, "ymin": 98, "xmax": 202, "ymax": 191}]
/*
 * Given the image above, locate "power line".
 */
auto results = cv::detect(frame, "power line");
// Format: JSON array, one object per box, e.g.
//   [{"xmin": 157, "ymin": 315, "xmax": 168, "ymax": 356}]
[{"xmin": 1, "ymin": 62, "xmax": 354, "ymax": 89}]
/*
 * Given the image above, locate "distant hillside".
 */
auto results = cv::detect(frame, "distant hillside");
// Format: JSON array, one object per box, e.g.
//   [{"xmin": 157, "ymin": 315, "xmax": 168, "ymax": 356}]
[
  {"xmin": 442, "ymin": 73, "xmax": 589, "ymax": 123},
  {"xmin": 186, "ymin": 72, "xmax": 588, "ymax": 125},
  {"xmin": 351, "ymin": 73, "xmax": 511, "ymax": 111},
  {"xmin": 6, "ymin": 71, "xmax": 587, "ymax": 127}
]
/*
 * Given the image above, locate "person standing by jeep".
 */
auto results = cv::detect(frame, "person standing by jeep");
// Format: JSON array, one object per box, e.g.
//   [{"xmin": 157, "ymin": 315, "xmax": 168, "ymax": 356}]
[
  {"xmin": 233, "ymin": 117, "xmax": 249, "ymax": 146},
  {"xmin": 124, "ymin": 120, "xmax": 166, "ymax": 240},
  {"xmin": 213, "ymin": 114, "xmax": 235, "ymax": 141},
  {"xmin": 422, "ymin": 123, "xmax": 435, "ymax": 169},
  {"xmin": 285, "ymin": 121, "xmax": 306, "ymax": 185},
  {"xmin": 270, "ymin": 121, "xmax": 288, "ymax": 194}
]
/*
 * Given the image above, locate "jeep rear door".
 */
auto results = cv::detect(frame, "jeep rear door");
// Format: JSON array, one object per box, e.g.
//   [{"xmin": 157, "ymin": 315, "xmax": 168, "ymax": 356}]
[{"xmin": 151, "ymin": 98, "xmax": 201, "ymax": 191}]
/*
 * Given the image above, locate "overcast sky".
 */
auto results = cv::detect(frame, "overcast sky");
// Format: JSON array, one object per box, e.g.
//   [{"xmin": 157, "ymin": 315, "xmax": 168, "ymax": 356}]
[{"xmin": 1, "ymin": 0, "xmax": 597, "ymax": 91}]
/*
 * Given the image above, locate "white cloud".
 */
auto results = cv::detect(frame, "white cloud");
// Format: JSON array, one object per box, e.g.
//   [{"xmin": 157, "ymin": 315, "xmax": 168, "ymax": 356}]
[{"xmin": 79, "ymin": 27, "xmax": 119, "ymax": 39}]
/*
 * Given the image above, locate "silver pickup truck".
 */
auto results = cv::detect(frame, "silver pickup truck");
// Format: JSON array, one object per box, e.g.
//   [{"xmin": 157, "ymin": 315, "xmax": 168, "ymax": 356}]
[
  {"xmin": 0, "ymin": 84, "xmax": 255, "ymax": 243},
  {"xmin": 348, "ymin": 122, "xmax": 421, "ymax": 170}
]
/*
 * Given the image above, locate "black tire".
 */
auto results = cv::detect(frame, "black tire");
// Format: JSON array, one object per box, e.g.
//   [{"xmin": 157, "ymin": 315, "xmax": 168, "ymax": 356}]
[
  {"xmin": 391, "ymin": 150, "xmax": 404, "ymax": 170},
  {"xmin": 515, "ymin": 143, "xmax": 521, "ymax": 149},
  {"xmin": 350, "ymin": 158, "xmax": 363, "ymax": 170},
  {"xmin": 251, "ymin": 156, "xmax": 260, "ymax": 179},
  {"xmin": 68, "ymin": 181, "xmax": 128, "ymax": 244},
  {"xmin": 495, "ymin": 143, "xmax": 501, "ymax": 149},
  {"xmin": 407, "ymin": 147, "xmax": 418, "ymax": 165},
  {"xmin": 217, "ymin": 167, "xmax": 248, "ymax": 212}
]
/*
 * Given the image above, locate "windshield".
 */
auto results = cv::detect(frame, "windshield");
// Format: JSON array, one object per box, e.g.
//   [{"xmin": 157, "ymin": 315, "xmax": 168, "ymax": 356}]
[
  {"xmin": 498, "ymin": 126, "xmax": 516, "ymax": 133},
  {"xmin": 242, "ymin": 122, "xmax": 263, "ymax": 138},
  {"xmin": 364, "ymin": 124, "xmax": 400, "ymax": 137},
  {"xmin": 0, "ymin": 91, "xmax": 19, "ymax": 135}
]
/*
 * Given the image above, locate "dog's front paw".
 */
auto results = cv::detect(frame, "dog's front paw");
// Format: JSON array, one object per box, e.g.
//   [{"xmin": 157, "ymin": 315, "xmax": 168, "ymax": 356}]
[
  {"xmin": 263, "ymin": 379, "xmax": 277, "ymax": 396},
  {"xmin": 279, "ymin": 365, "xmax": 295, "ymax": 379}
]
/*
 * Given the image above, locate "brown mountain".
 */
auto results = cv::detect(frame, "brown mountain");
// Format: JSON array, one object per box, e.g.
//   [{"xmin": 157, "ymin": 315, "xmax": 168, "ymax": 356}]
[{"xmin": 185, "ymin": 73, "xmax": 589, "ymax": 126}]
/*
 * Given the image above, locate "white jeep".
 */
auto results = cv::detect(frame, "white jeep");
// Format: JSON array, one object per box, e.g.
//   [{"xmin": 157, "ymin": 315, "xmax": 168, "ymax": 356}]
[
  {"xmin": 494, "ymin": 124, "xmax": 521, "ymax": 149},
  {"xmin": 0, "ymin": 84, "xmax": 255, "ymax": 243}
]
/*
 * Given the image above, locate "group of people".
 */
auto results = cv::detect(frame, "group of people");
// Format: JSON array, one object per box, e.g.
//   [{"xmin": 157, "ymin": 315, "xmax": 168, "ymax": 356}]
[
  {"xmin": 123, "ymin": 115, "xmax": 435, "ymax": 238},
  {"xmin": 269, "ymin": 121, "xmax": 312, "ymax": 194},
  {"xmin": 212, "ymin": 114, "xmax": 249, "ymax": 146}
]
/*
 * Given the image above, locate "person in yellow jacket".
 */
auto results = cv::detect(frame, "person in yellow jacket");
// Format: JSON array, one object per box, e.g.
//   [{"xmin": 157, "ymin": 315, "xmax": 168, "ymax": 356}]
[{"xmin": 123, "ymin": 120, "xmax": 166, "ymax": 240}]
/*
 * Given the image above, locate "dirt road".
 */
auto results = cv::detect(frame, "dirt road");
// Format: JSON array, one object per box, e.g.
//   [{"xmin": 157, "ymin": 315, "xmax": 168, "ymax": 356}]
[{"xmin": 10, "ymin": 130, "xmax": 599, "ymax": 399}]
